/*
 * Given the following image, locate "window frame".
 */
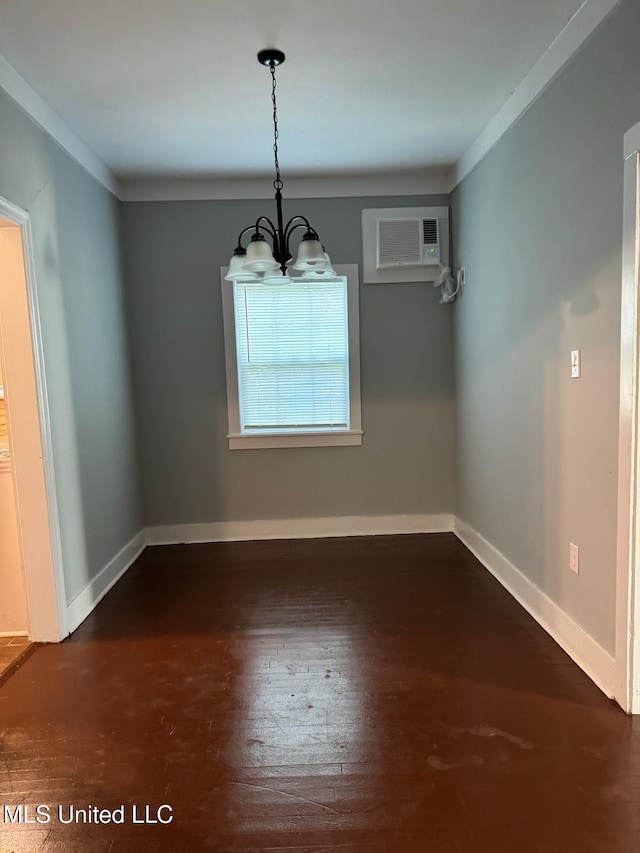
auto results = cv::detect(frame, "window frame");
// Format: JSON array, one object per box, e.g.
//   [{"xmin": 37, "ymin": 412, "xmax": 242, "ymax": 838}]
[{"xmin": 221, "ymin": 263, "xmax": 362, "ymax": 450}]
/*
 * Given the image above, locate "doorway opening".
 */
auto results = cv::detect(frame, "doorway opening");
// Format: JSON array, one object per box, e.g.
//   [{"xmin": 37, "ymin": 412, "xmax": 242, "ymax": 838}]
[
  {"xmin": 0, "ymin": 196, "xmax": 66, "ymax": 644},
  {"xmin": 0, "ymin": 335, "xmax": 29, "ymax": 667},
  {"xmin": 0, "ymin": 338, "xmax": 33, "ymax": 676}
]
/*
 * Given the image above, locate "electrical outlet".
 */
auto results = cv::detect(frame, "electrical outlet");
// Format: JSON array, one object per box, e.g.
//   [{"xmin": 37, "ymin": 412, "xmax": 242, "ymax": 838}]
[
  {"xmin": 570, "ymin": 543, "xmax": 580, "ymax": 574},
  {"xmin": 571, "ymin": 349, "xmax": 581, "ymax": 378}
]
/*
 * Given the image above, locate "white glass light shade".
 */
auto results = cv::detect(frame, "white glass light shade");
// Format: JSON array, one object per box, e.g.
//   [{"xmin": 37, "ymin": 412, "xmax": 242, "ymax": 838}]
[
  {"xmin": 262, "ymin": 269, "xmax": 293, "ymax": 284},
  {"xmin": 244, "ymin": 238, "xmax": 279, "ymax": 272},
  {"xmin": 233, "ymin": 270, "xmax": 262, "ymax": 282},
  {"xmin": 300, "ymin": 267, "xmax": 338, "ymax": 280},
  {"xmin": 300, "ymin": 252, "xmax": 336, "ymax": 278},
  {"xmin": 321, "ymin": 252, "xmax": 336, "ymax": 275},
  {"xmin": 292, "ymin": 237, "xmax": 328, "ymax": 270},
  {"xmin": 224, "ymin": 252, "xmax": 260, "ymax": 282}
]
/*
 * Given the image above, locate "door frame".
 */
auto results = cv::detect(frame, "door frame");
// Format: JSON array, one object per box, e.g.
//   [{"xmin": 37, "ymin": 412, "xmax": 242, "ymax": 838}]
[
  {"xmin": 0, "ymin": 194, "xmax": 66, "ymax": 641},
  {"xmin": 616, "ymin": 121, "xmax": 640, "ymax": 713}
]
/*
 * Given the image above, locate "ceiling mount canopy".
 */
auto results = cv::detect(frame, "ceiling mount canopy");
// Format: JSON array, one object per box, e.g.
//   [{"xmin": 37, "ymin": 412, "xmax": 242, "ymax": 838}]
[
  {"xmin": 225, "ymin": 49, "xmax": 335, "ymax": 283},
  {"xmin": 257, "ymin": 48, "xmax": 285, "ymax": 67}
]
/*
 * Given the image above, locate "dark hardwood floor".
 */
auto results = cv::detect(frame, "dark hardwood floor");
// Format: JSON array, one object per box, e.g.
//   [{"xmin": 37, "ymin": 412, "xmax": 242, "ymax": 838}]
[{"xmin": 0, "ymin": 533, "xmax": 638, "ymax": 852}]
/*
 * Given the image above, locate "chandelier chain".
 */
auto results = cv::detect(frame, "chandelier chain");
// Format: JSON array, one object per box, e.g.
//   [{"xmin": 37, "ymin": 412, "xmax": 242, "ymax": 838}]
[{"xmin": 270, "ymin": 62, "xmax": 284, "ymax": 192}]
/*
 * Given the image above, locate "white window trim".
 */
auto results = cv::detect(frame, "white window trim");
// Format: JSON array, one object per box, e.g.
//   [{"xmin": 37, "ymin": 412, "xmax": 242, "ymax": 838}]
[{"xmin": 221, "ymin": 264, "xmax": 362, "ymax": 450}]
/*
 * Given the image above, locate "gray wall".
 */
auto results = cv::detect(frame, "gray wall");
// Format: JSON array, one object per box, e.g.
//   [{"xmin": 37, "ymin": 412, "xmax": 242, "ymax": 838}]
[
  {"xmin": 451, "ymin": 0, "xmax": 640, "ymax": 654},
  {"xmin": 121, "ymin": 195, "xmax": 455, "ymax": 525},
  {"xmin": 0, "ymin": 88, "xmax": 142, "ymax": 603}
]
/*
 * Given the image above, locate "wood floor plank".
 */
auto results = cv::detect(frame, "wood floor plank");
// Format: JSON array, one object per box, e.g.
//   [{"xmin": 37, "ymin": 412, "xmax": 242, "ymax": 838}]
[{"xmin": 0, "ymin": 640, "xmax": 37, "ymax": 685}]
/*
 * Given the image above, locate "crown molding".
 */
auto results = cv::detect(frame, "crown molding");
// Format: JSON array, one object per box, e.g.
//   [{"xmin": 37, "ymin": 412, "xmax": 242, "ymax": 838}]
[
  {"xmin": 0, "ymin": 55, "xmax": 119, "ymax": 197},
  {"xmin": 1, "ymin": 0, "xmax": 622, "ymax": 203},
  {"xmin": 0, "ymin": 47, "xmax": 444, "ymax": 203},
  {"xmin": 452, "ymin": 0, "xmax": 622, "ymax": 189},
  {"xmin": 118, "ymin": 171, "xmax": 452, "ymax": 202}
]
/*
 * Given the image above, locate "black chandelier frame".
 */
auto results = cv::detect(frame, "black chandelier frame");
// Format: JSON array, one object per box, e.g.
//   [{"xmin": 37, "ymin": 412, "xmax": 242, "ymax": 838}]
[{"xmin": 231, "ymin": 49, "xmax": 323, "ymax": 276}]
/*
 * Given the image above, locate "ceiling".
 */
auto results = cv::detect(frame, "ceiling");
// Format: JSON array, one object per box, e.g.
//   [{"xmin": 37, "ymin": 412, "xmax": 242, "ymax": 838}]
[{"xmin": 0, "ymin": 0, "xmax": 587, "ymax": 182}]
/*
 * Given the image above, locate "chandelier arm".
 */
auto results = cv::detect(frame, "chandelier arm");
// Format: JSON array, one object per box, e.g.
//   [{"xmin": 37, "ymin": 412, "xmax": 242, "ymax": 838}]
[
  {"xmin": 254, "ymin": 216, "xmax": 278, "ymax": 238},
  {"xmin": 236, "ymin": 223, "xmax": 276, "ymax": 248},
  {"xmin": 283, "ymin": 219, "xmax": 320, "ymax": 243}
]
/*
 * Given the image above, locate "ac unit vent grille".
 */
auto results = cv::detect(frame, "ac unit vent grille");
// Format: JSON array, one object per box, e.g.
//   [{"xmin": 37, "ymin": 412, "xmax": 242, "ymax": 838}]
[
  {"xmin": 423, "ymin": 218, "xmax": 438, "ymax": 245},
  {"xmin": 377, "ymin": 219, "xmax": 421, "ymax": 268}
]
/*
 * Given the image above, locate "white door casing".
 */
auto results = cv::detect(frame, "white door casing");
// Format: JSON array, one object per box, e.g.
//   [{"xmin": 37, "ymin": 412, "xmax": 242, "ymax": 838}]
[
  {"xmin": 0, "ymin": 196, "xmax": 66, "ymax": 641},
  {"xmin": 616, "ymin": 121, "xmax": 640, "ymax": 713}
]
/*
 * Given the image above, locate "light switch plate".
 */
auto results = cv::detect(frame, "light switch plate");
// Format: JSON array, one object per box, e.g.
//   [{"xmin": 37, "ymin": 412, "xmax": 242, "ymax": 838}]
[
  {"xmin": 571, "ymin": 349, "xmax": 581, "ymax": 379},
  {"xmin": 570, "ymin": 542, "xmax": 579, "ymax": 574}
]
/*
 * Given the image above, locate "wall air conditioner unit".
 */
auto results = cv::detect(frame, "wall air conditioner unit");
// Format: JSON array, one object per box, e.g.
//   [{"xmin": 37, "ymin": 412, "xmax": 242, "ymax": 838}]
[
  {"xmin": 362, "ymin": 206, "xmax": 449, "ymax": 284},
  {"xmin": 377, "ymin": 217, "xmax": 440, "ymax": 269}
]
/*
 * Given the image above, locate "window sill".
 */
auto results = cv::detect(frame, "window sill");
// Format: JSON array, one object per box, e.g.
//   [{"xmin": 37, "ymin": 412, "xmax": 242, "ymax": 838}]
[{"xmin": 227, "ymin": 430, "xmax": 363, "ymax": 450}]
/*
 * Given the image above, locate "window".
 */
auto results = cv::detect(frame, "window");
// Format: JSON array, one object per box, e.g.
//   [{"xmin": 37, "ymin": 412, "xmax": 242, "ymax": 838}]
[{"xmin": 221, "ymin": 264, "xmax": 362, "ymax": 449}]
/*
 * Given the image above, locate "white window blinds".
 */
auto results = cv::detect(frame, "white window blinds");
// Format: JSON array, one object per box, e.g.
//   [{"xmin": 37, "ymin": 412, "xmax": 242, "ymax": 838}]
[{"xmin": 233, "ymin": 279, "xmax": 350, "ymax": 433}]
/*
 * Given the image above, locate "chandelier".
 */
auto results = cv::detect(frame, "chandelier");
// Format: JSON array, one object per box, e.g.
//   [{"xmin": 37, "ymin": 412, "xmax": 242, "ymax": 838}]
[{"xmin": 225, "ymin": 49, "xmax": 335, "ymax": 284}]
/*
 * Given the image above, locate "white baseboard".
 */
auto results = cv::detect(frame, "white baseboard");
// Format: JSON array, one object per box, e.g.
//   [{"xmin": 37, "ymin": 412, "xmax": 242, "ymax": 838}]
[
  {"xmin": 145, "ymin": 513, "xmax": 454, "ymax": 545},
  {"xmin": 454, "ymin": 517, "xmax": 616, "ymax": 699},
  {"xmin": 65, "ymin": 531, "xmax": 146, "ymax": 635},
  {"xmin": 0, "ymin": 630, "xmax": 28, "ymax": 638}
]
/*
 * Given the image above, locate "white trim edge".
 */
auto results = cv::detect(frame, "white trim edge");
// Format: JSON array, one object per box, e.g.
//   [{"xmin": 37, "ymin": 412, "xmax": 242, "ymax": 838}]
[
  {"xmin": 0, "ymin": 631, "xmax": 29, "ymax": 638},
  {"xmin": 119, "ymin": 172, "xmax": 451, "ymax": 202},
  {"xmin": 0, "ymin": 196, "xmax": 68, "ymax": 642},
  {"xmin": 145, "ymin": 514, "xmax": 454, "ymax": 545},
  {"xmin": 616, "ymin": 124, "xmax": 640, "ymax": 714},
  {"xmin": 228, "ymin": 431, "xmax": 363, "ymax": 450},
  {"xmin": 452, "ymin": 0, "xmax": 622, "ymax": 188},
  {"xmin": 0, "ymin": 55, "xmax": 118, "ymax": 197},
  {"xmin": 624, "ymin": 123, "xmax": 640, "ymax": 160},
  {"xmin": 454, "ymin": 517, "xmax": 616, "ymax": 700},
  {"xmin": 65, "ymin": 531, "xmax": 145, "ymax": 635}
]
